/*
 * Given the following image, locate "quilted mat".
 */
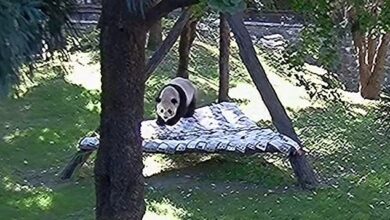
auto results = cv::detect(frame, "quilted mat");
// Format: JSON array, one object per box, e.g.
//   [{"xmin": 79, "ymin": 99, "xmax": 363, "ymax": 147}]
[{"xmin": 79, "ymin": 102, "xmax": 300, "ymax": 155}]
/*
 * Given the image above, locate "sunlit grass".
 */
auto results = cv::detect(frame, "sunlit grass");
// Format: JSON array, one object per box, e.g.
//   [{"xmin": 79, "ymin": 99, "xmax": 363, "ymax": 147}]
[
  {"xmin": 145, "ymin": 198, "xmax": 190, "ymax": 220},
  {"xmin": 1, "ymin": 24, "xmax": 389, "ymax": 219},
  {"xmin": 8, "ymin": 191, "xmax": 53, "ymax": 211}
]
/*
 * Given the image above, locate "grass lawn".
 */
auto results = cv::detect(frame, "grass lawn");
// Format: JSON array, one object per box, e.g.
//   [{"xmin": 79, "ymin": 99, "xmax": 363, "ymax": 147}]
[{"xmin": 1, "ymin": 37, "xmax": 390, "ymax": 219}]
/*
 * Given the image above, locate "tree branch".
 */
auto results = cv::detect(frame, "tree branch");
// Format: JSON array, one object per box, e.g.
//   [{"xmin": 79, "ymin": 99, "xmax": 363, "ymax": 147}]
[
  {"xmin": 349, "ymin": 8, "xmax": 371, "ymax": 85},
  {"xmin": 145, "ymin": 0, "xmax": 199, "ymax": 25},
  {"xmin": 352, "ymin": 27, "xmax": 370, "ymax": 85}
]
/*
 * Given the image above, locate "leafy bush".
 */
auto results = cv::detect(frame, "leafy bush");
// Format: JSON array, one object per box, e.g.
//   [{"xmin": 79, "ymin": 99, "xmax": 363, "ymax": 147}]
[{"xmin": 0, "ymin": 0, "xmax": 76, "ymax": 97}]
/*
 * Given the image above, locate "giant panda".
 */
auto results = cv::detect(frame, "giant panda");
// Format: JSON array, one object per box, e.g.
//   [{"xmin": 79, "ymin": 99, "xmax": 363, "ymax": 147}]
[{"xmin": 155, "ymin": 77, "xmax": 197, "ymax": 126}]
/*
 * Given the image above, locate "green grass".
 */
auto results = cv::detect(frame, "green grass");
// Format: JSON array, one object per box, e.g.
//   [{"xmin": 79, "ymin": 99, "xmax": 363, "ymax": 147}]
[
  {"xmin": 0, "ymin": 77, "xmax": 98, "ymax": 219},
  {"xmin": 145, "ymin": 103, "xmax": 390, "ymax": 220},
  {"xmin": 1, "ymin": 35, "xmax": 390, "ymax": 219}
]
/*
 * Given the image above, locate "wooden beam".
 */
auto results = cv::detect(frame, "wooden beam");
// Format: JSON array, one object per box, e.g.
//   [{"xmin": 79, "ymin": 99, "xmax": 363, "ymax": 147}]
[
  {"xmin": 226, "ymin": 12, "xmax": 319, "ymax": 189},
  {"xmin": 177, "ymin": 15, "xmax": 198, "ymax": 78},
  {"xmin": 226, "ymin": 13, "xmax": 299, "ymax": 142},
  {"xmin": 218, "ymin": 13, "xmax": 230, "ymax": 103},
  {"xmin": 145, "ymin": 9, "xmax": 191, "ymax": 81}
]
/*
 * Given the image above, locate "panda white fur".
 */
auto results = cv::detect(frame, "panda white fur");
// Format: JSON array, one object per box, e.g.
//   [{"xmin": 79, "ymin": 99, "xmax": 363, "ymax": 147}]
[{"xmin": 155, "ymin": 77, "xmax": 197, "ymax": 126}]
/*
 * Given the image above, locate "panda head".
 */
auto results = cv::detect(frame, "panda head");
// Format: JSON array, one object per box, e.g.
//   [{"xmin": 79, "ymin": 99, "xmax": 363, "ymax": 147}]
[{"xmin": 155, "ymin": 86, "xmax": 180, "ymax": 122}]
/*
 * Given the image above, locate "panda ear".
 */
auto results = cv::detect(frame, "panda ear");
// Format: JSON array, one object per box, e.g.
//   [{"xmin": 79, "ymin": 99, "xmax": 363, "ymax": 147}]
[
  {"xmin": 171, "ymin": 98, "xmax": 178, "ymax": 104},
  {"xmin": 155, "ymin": 97, "xmax": 161, "ymax": 103}
]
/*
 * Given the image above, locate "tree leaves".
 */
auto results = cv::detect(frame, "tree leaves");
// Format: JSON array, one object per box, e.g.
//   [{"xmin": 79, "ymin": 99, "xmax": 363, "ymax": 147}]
[
  {"xmin": 281, "ymin": 0, "xmax": 390, "ymax": 100},
  {"xmin": 208, "ymin": 0, "xmax": 246, "ymax": 14},
  {"xmin": 0, "ymin": 0, "xmax": 44, "ymax": 96},
  {"xmin": 0, "ymin": 0, "xmax": 75, "ymax": 98}
]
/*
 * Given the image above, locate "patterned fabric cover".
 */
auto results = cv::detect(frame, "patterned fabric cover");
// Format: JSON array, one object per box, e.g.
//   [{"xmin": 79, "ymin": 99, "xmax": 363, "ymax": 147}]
[{"xmin": 79, "ymin": 102, "xmax": 300, "ymax": 155}]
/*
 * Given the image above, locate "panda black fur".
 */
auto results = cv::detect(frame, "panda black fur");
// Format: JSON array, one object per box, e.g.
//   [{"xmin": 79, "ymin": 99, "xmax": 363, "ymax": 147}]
[{"xmin": 155, "ymin": 77, "xmax": 197, "ymax": 126}]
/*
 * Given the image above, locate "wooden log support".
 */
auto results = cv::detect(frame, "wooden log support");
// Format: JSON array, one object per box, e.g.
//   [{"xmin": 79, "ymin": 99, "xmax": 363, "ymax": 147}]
[
  {"xmin": 226, "ymin": 12, "xmax": 319, "ymax": 189},
  {"xmin": 177, "ymin": 15, "xmax": 198, "ymax": 78},
  {"xmin": 218, "ymin": 13, "xmax": 230, "ymax": 102},
  {"xmin": 145, "ymin": 9, "xmax": 192, "ymax": 81},
  {"xmin": 59, "ymin": 150, "xmax": 94, "ymax": 180},
  {"xmin": 147, "ymin": 19, "xmax": 163, "ymax": 51}
]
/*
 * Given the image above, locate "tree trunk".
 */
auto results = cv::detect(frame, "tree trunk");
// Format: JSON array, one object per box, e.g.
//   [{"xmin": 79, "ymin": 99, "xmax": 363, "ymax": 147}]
[
  {"xmin": 218, "ymin": 13, "xmax": 230, "ymax": 103},
  {"xmin": 226, "ymin": 12, "xmax": 318, "ymax": 189},
  {"xmin": 360, "ymin": 68, "xmax": 385, "ymax": 100},
  {"xmin": 359, "ymin": 33, "xmax": 390, "ymax": 100},
  {"xmin": 177, "ymin": 16, "xmax": 198, "ymax": 78},
  {"xmin": 350, "ymin": 8, "xmax": 390, "ymax": 100},
  {"xmin": 147, "ymin": 19, "xmax": 163, "ymax": 51},
  {"xmin": 95, "ymin": 0, "xmax": 146, "ymax": 219}
]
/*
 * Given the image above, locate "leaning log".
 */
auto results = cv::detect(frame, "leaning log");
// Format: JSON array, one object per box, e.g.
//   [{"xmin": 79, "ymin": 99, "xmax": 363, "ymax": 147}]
[
  {"xmin": 145, "ymin": 9, "xmax": 192, "ymax": 81},
  {"xmin": 226, "ymin": 12, "xmax": 319, "ymax": 189}
]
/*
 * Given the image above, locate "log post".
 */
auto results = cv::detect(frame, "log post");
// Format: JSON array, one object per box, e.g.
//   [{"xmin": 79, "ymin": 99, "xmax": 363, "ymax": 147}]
[
  {"xmin": 177, "ymin": 16, "xmax": 198, "ymax": 78},
  {"xmin": 147, "ymin": 19, "xmax": 163, "ymax": 51},
  {"xmin": 218, "ymin": 13, "xmax": 230, "ymax": 102},
  {"xmin": 145, "ymin": 9, "xmax": 192, "ymax": 81},
  {"xmin": 226, "ymin": 12, "xmax": 319, "ymax": 189}
]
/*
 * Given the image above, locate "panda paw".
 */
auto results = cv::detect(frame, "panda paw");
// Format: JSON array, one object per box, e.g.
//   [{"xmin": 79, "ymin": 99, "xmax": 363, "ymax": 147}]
[{"xmin": 156, "ymin": 117, "xmax": 165, "ymax": 126}]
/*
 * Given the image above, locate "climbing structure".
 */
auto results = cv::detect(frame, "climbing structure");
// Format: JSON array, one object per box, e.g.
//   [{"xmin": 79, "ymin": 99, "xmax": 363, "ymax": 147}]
[{"xmin": 61, "ymin": 7, "xmax": 318, "ymax": 189}]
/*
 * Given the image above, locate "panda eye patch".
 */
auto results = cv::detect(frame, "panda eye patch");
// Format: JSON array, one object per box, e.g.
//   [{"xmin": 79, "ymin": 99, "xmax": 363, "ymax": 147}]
[
  {"xmin": 171, "ymin": 98, "xmax": 178, "ymax": 104},
  {"xmin": 160, "ymin": 109, "xmax": 164, "ymax": 113},
  {"xmin": 168, "ymin": 109, "xmax": 173, "ymax": 114}
]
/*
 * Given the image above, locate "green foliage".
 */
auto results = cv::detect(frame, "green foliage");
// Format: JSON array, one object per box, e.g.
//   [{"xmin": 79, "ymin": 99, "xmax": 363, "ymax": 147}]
[
  {"xmin": 75, "ymin": 29, "xmax": 100, "ymax": 62},
  {"xmin": 280, "ymin": 0, "xmax": 390, "ymax": 100},
  {"xmin": 0, "ymin": 0, "xmax": 44, "ymax": 95},
  {"xmin": 287, "ymin": 0, "xmax": 345, "ymax": 70},
  {"xmin": 208, "ymin": 0, "xmax": 246, "ymax": 14},
  {"xmin": 379, "ymin": 1, "xmax": 390, "ymax": 32},
  {"xmin": 349, "ymin": 0, "xmax": 390, "ymax": 33},
  {"xmin": 191, "ymin": 0, "xmax": 209, "ymax": 19},
  {"xmin": 0, "ymin": 0, "xmax": 76, "ymax": 98}
]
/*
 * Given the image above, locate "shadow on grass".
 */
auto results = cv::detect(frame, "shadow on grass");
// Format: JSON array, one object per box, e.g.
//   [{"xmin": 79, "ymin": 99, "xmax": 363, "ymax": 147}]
[
  {"xmin": 0, "ymin": 77, "xmax": 98, "ymax": 219},
  {"xmin": 0, "ymin": 78, "xmax": 100, "ymax": 171},
  {"xmin": 147, "ymin": 155, "xmax": 294, "ymax": 187}
]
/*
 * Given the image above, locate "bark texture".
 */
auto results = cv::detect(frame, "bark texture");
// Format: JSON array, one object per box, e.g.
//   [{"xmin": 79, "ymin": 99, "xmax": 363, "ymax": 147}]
[
  {"xmin": 218, "ymin": 13, "xmax": 230, "ymax": 102},
  {"xmin": 147, "ymin": 19, "xmax": 163, "ymax": 50},
  {"xmin": 95, "ymin": 0, "xmax": 146, "ymax": 219},
  {"xmin": 177, "ymin": 16, "xmax": 198, "ymax": 78},
  {"xmin": 349, "ymin": 7, "xmax": 390, "ymax": 100},
  {"xmin": 359, "ymin": 34, "xmax": 390, "ymax": 99}
]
